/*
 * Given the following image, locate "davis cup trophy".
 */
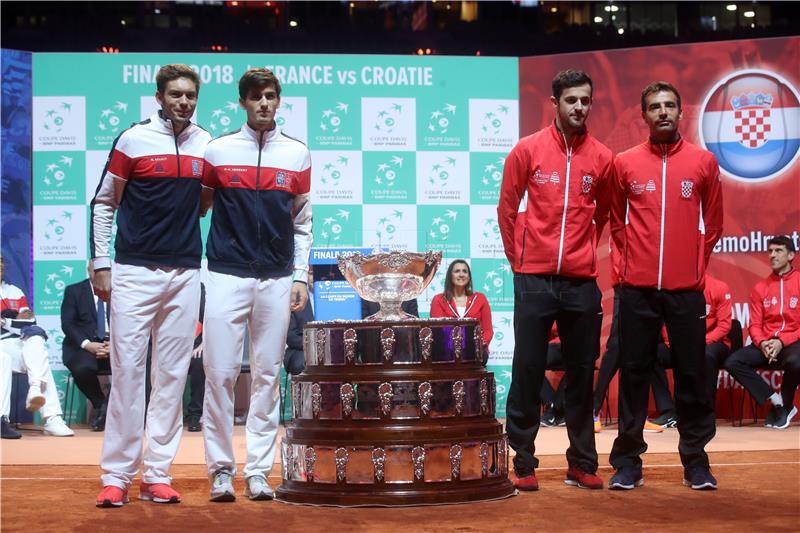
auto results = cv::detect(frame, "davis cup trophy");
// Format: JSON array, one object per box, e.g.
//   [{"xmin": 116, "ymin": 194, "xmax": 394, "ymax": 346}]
[{"xmin": 276, "ymin": 250, "xmax": 514, "ymax": 506}]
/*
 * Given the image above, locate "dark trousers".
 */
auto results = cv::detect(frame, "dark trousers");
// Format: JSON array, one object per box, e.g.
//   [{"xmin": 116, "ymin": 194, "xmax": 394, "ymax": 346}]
[
  {"xmin": 657, "ymin": 341, "xmax": 731, "ymax": 408},
  {"xmin": 506, "ymin": 274, "xmax": 602, "ymax": 475},
  {"xmin": 610, "ymin": 287, "xmax": 715, "ymax": 470},
  {"xmin": 725, "ymin": 342, "xmax": 800, "ymax": 406},
  {"xmin": 540, "ymin": 343, "xmax": 565, "ymax": 410},
  {"xmin": 593, "ymin": 289, "xmax": 672, "ymax": 415},
  {"xmin": 64, "ymin": 351, "xmax": 110, "ymax": 409},
  {"xmin": 187, "ymin": 356, "xmax": 205, "ymax": 418},
  {"xmin": 651, "ymin": 343, "xmax": 676, "ymax": 413},
  {"xmin": 593, "ymin": 289, "xmax": 620, "ymax": 414}
]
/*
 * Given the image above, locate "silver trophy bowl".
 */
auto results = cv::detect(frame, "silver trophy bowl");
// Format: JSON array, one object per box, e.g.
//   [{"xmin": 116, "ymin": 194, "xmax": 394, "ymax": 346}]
[{"xmin": 337, "ymin": 250, "xmax": 443, "ymax": 321}]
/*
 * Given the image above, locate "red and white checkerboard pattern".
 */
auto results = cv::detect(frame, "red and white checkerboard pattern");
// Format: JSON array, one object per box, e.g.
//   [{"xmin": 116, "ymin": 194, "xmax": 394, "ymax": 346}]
[{"xmin": 734, "ymin": 108, "xmax": 771, "ymax": 148}]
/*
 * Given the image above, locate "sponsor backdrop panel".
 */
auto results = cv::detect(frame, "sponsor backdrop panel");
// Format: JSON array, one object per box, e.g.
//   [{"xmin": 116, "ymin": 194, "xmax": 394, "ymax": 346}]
[
  {"xmin": 520, "ymin": 36, "xmax": 800, "ymax": 416},
  {"xmin": 31, "ymin": 53, "xmax": 518, "ymax": 417}
]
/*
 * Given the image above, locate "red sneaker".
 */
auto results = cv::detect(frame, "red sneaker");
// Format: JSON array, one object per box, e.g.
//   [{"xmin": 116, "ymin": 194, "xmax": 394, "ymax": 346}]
[
  {"xmin": 564, "ymin": 466, "xmax": 603, "ymax": 489},
  {"xmin": 96, "ymin": 485, "xmax": 129, "ymax": 508},
  {"xmin": 139, "ymin": 483, "xmax": 181, "ymax": 504},
  {"xmin": 512, "ymin": 472, "xmax": 539, "ymax": 491}
]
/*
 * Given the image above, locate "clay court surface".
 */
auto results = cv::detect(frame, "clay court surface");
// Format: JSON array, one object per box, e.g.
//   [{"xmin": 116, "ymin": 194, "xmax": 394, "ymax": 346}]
[{"xmin": 2, "ymin": 424, "xmax": 798, "ymax": 532}]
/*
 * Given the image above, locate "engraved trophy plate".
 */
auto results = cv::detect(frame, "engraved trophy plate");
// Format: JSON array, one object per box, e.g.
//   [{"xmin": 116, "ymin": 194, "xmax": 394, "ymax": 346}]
[
  {"xmin": 337, "ymin": 250, "xmax": 442, "ymax": 321},
  {"xmin": 411, "ymin": 446, "xmax": 425, "ymax": 481},
  {"xmin": 453, "ymin": 380, "xmax": 465, "ymax": 416},
  {"xmin": 340, "ymin": 383, "xmax": 355, "ymax": 418},
  {"xmin": 380, "ymin": 327, "xmax": 396, "ymax": 361},
  {"xmin": 311, "ymin": 383, "xmax": 322, "ymax": 419},
  {"xmin": 372, "ymin": 448, "xmax": 386, "ymax": 482},
  {"xmin": 343, "ymin": 328, "xmax": 357, "ymax": 363},
  {"xmin": 283, "ymin": 442, "xmax": 294, "ymax": 480},
  {"xmin": 479, "ymin": 378, "xmax": 489, "ymax": 415},
  {"xmin": 450, "ymin": 444, "xmax": 463, "ymax": 480},
  {"xmin": 418, "ymin": 381, "xmax": 433, "ymax": 416},
  {"xmin": 378, "ymin": 382, "xmax": 393, "ymax": 416},
  {"xmin": 335, "ymin": 447, "xmax": 349, "ymax": 482}
]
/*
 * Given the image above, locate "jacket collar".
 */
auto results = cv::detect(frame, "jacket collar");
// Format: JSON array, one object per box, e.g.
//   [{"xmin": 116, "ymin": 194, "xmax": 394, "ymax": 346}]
[
  {"xmin": 241, "ymin": 122, "xmax": 281, "ymax": 145},
  {"xmin": 770, "ymin": 266, "xmax": 796, "ymax": 281},
  {"xmin": 548, "ymin": 121, "xmax": 588, "ymax": 152},
  {"xmin": 153, "ymin": 110, "xmax": 195, "ymax": 138},
  {"xmin": 646, "ymin": 135, "xmax": 684, "ymax": 156}
]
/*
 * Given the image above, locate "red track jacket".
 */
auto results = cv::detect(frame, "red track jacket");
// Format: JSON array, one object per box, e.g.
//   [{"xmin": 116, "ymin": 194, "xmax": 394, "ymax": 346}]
[
  {"xmin": 498, "ymin": 122, "xmax": 613, "ymax": 278},
  {"xmin": 611, "ymin": 137, "xmax": 723, "ymax": 291},
  {"xmin": 430, "ymin": 292, "xmax": 494, "ymax": 347},
  {"xmin": 749, "ymin": 268, "xmax": 800, "ymax": 348}
]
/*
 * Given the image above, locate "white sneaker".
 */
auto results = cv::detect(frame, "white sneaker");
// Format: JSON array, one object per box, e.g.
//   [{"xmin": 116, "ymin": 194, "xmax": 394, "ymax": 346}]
[
  {"xmin": 209, "ymin": 471, "xmax": 235, "ymax": 502},
  {"xmin": 25, "ymin": 384, "xmax": 46, "ymax": 412},
  {"xmin": 42, "ymin": 415, "xmax": 74, "ymax": 437},
  {"xmin": 245, "ymin": 475, "xmax": 273, "ymax": 501}
]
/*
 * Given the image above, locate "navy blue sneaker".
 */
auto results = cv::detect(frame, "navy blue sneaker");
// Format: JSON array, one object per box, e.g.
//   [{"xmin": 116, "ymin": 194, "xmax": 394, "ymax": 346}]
[
  {"xmin": 608, "ymin": 466, "xmax": 643, "ymax": 490},
  {"xmin": 683, "ymin": 466, "xmax": 717, "ymax": 490}
]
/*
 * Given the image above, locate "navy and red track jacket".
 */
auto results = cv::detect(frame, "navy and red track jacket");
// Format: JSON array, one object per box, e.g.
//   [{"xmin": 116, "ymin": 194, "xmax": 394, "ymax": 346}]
[
  {"xmin": 90, "ymin": 112, "xmax": 211, "ymax": 269},
  {"xmin": 202, "ymin": 123, "xmax": 312, "ymax": 280}
]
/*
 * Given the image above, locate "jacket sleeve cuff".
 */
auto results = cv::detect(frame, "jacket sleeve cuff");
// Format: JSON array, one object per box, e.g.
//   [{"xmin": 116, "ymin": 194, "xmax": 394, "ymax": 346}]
[{"xmin": 93, "ymin": 257, "xmax": 112, "ymax": 270}]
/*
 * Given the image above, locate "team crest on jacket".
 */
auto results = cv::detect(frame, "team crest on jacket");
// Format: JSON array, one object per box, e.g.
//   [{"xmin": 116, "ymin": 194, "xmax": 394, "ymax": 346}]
[
  {"xmin": 191, "ymin": 159, "xmax": 201, "ymax": 176},
  {"xmin": 680, "ymin": 179, "xmax": 694, "ymax": 199},
  {"xmin": 791, "ymin": 296, "xmax": 798, "ymax": 309},
  {"xmin": 581, "ymin": 175, "xmax": 593, "ymax": 194},
  {"xmin": 763, "ymin": 297, "xmax": 771, "ymax": 308},
  {"xmin": 276, "ymin": 171, "xmax": 286, "ymax": 187},
  {"xmin": 533, "ymin": 169, "xmax": 548, "ymax": 185}
]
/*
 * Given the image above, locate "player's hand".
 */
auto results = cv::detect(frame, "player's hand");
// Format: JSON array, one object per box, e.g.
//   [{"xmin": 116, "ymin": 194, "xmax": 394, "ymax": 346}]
[
  {"xmin": 92, "ymin": 269, "xmax": 112, "ymax": 303},
  {"xmin": 289, "ymin": 281, "xmax": 308, "ymax": 312},
  {"xmin": 17, "ymin": 309, "xmax": 34, "ymax": 320}
]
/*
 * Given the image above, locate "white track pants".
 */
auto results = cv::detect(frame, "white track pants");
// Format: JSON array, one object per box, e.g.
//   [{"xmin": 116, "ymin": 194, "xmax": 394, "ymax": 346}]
[
  {"xmin": 202, "ymin": 271, "xmax": 292, "ymax": 479},
  {"xmin": 100, "ymin": 263, "xmax": 200, "ymax": 489},
  {"xmin": 0, "ymin": 335, "xmax": 62, "ymax": 419}
]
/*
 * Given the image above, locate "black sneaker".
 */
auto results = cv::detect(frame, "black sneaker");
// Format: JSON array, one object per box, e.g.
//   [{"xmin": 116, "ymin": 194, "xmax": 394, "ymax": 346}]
[
  {"xmin": 764, "ymin": 405, "xmax": 779, "ymax": 428},
  {"xmin": 90, "ymin": 402, "xmax": 107, "ymax": 432},
  {"xmin": 541, "ymin": 406, "xmax": 557, "ymax": 427},
  {"xmin": 608, "ymin": 466, "xmax": 644, "ymax": 490},
  {"xmin": 652, "ymin": 409, "xmax": 677, "ymax": 428},
  {"xmin": 187, "ymin": 415, "xmax": 202, "ymax": 432},
  {"xmin": 1, "ymin": 416, "xmax": 21, "ymax": 439},
  {"xmin": 683, "ymin": 466, "xmax": 717, "ymax": 490},
  {"xmin": 771, "ymin": 405, "xmax": 798, "ymax": 430}
]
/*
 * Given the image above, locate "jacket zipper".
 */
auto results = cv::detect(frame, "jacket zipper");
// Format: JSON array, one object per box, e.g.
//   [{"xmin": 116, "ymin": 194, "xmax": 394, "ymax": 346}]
[
  {"xmin": 778, "ymin": 276, "xmax": 786, "ymax": 335},
  {"xmin": 255, "ymin": 130, "xmax": 264, "ymax": 245},
  {"xmin": 657, "ymin": 148, "xmax": 667, "ymax": 290},
  {"xmin": 173, "ymin": 125, "xmax": 182, "ymax": 178},
  {"xmin": 556, "ymin": 134, "xmax": 572, "ymax": 275}
]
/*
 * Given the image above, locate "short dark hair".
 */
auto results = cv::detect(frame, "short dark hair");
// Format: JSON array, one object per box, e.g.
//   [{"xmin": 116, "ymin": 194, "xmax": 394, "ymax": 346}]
[
  {"xmin": 238, "ymin": 68, "xmax": 282, "ymax": 99},
  {"xmin": 552, "ymin": 69, "xmax": 593, "ymax": 101},
  {"xmin": 156, "ymin": 64, "xmax": 200, "ymax": 94},
  {"xmin": 443, "ymin": 259, "xmax": 474, "ymax": 302},
  {"xmin": 767, "ymin": 235, "xmax": 796, "ymax": 253},
  {"xmin": 641, "ymin": 81, "xmax": 681, "ymax": 112}
]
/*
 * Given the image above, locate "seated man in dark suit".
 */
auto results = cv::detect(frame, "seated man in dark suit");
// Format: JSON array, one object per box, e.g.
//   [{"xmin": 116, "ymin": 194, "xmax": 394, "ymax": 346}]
[{"xmin": 61, "ymin": 266, "xmax": 110, "ymax": 431}]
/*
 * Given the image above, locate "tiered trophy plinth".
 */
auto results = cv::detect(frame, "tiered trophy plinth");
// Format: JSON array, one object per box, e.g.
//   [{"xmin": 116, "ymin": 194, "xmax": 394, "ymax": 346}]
[{"xmin": 275, "ymin": 317, "xmax": 514, "ymax": 506}]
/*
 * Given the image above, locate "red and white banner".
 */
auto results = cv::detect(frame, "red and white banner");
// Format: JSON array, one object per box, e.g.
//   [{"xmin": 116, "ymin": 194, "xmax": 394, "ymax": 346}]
[{"xmin": 520, "ymin": 37, "xmax": 800, "ymax": 417}]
